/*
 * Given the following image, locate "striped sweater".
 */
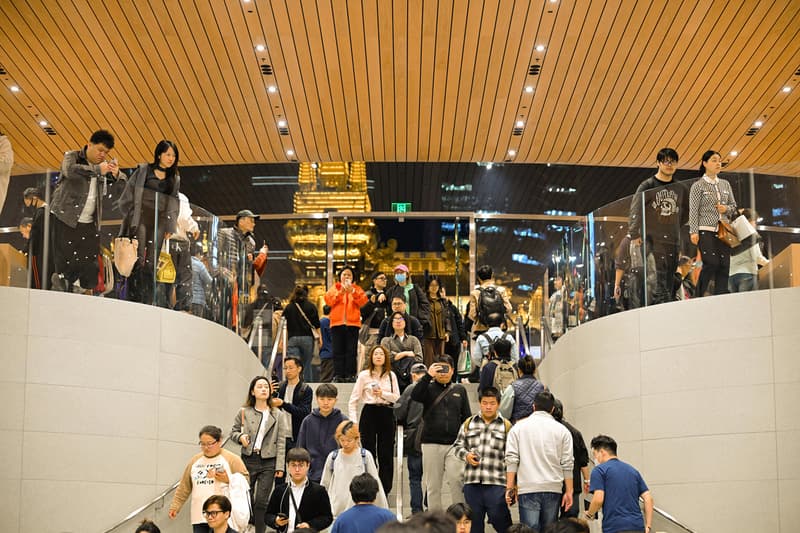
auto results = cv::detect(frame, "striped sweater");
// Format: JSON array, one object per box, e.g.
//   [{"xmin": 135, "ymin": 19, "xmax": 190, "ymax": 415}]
[{"xmin": 688, "ymin": 176, "xmax": 737, "ymax": 235}]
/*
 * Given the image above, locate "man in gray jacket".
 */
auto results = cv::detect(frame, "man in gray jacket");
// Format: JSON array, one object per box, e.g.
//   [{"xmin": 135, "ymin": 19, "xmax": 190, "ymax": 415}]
[{"xmin": 50, "ymin": 130, "xmax": 122, "ymax": 293}]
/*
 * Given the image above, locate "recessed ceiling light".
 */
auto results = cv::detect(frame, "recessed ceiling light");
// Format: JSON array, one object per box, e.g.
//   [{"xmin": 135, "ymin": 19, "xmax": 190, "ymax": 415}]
[
  {"xmin": 277, "ymin": 119, "xmax": 287, "ymax": 128},
  {"xmin": 515, "ymin": 120, "xmax": 525, "ymax": 128},
  {"xmin": 782, "ymin": 86, "xmax": 791, "ymax": 93},
  {"xmin": 536, "ymin": 45, "xmax": 546, "ymax": 52},
  {"xmin": 525, "ymin": 86, "xmax": 534, "ymax": 94},
  {"xmin": 730, "ymin": 151, "xmax": 738, "ymax": 157},
  {"xmin": 255, "ymin": 44, "xmax": 266, "ymax": 52},
  {"xmin": 39, "ymin": 120, "xmax": 48, "ymax": 127},
  {"xmin": 286, "ymin": 149, "xmax": 295, "ymax": 156},
  {"xmin": 754, "ymin": 121, "xmax": 763, "ymax": 128},
  {"xmin": 311, "ymin": 162, "xmax": 318, "ymax": 169},
  {"xmin": 10, "ymin": 85, "xmax": 20, "ymax": 93},
  {"xmin": 508, "ymin": 149, "xmax": 517, "ymax": 157},
  {"xmin": 268, "ymin": 85, "xmax": 277, "ymax": 93}
]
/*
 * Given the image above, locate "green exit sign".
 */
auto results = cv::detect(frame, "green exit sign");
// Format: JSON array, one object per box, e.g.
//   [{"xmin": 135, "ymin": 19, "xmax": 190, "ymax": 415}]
[{"xmin": 391, "ymin": 202, "xmax": 412, "ymax": 213}]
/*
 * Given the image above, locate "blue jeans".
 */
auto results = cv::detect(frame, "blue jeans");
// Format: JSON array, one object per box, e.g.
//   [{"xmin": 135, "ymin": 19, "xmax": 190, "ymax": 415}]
[
  {"xmin": 463, "ymin": 484, "xmax": 512, "ymax": 533},
  {"xmin": 518, "ymin": 492, "xmax": 561, "ymax": 532},
  {"xmin": 287, "ymin": 335, "xmax": 314, "ymax": 381},
  {"xmin": 408, "ymin": 452, "xmax": 424, "ymax": 513},
  {"xmin": 728, "ymin": 273, "xmax": 757, "ymax": 293}
]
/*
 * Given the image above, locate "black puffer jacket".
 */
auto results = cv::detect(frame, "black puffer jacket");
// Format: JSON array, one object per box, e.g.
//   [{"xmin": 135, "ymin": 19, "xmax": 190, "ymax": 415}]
[{"xmin": 410, "ymin": 373, "xmax": 471, "ymax": 445}]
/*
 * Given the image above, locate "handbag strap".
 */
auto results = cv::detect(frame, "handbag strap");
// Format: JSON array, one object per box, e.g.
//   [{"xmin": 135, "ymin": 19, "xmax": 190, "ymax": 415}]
[
  {"xmin": 414, "ymin": 383, "xmax": 456, "ymax": 451},
  {"xmin": 294, "ymin": 303, "xmax": 315, "ymax": 331},
  {"xmin": 364, "ymin": 308, "xmax": 378, "ymax": 326}
]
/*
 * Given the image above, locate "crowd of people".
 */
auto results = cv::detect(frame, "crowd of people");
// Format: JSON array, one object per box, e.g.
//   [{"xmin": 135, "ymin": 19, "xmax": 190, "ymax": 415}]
[
  {"xmin": 11, "ymin": 135, "xmax": 767, "ymax": 533},
  {"xmin": 147, "ymin": 352, "xmax": 651, "ymax": 533},
  {"xmin": 153, "ymin": 281, "xmax": 651, "ymax": 533}
]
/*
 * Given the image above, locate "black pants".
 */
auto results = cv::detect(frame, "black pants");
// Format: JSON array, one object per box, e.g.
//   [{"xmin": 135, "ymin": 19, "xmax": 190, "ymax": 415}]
[
  {"xmin": 646, "ymin": 238, "xmax": 681, "ymax": 304},
  {"xmin": 360, "ymin": 404, "xmax": 396, "ymax": 494},
  {"xmin": 698, "ymin": 230, "xmax": 730, "ymax": 296},
  {"xmin": 331, "ymin": 325, "xmax": 359, "ymax": 378},
  {"xmin": 52, "ymin": 218, "xmax": 99, "ymax": 290},
  {"xmin": 242, "ymin": 454, "xmax": 276, "ymax": 533}
]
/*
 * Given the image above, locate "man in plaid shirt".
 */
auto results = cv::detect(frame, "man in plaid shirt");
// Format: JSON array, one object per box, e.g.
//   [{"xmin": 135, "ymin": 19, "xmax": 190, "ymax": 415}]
[{"xmin": 452, "ymin": 386, "xmax": 512, "ymax": 533}]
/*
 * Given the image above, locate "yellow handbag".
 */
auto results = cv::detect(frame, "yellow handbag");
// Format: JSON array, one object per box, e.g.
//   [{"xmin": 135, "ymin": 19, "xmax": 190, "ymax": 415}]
[{"xmin": 156, "ymin": 239, "xmax": 176, "ymax": 283}]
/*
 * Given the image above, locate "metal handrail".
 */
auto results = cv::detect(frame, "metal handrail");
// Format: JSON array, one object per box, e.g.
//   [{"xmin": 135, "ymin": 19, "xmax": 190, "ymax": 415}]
[
  {"xmin": 101, "ymin": 436, "xmax": 232, "ymax": 533},
  {"xmin": 395, "ymin": 426, "xmax": 404, "ymax": 521},
  {"xmin": 585, "ymin": 457, "xmax": 697, "ymax": 533}
]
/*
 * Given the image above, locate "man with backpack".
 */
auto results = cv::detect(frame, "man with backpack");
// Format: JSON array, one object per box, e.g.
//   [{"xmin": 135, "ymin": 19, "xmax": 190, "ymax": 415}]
[
  {"xmin": 475, "ymin": 312, "xmax": 519, "ymax": 369},
  {"xmin": 452, "ymin": 386, "xmax": 513, "ymax": 533},
  {"xmin": 468, "ymin": 265, "xmax": 513, "ymax": 368},
  {"xmin": 478, "ymin": 337, "xmax": 517, "ymax": 395}
]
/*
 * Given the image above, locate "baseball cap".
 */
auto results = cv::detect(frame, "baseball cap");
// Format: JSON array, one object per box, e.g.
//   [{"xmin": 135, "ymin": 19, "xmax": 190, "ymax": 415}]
[
  {"xmin": 393, "ymin": 264, "xmax": 409, "ymax": 273},
  {"xmin": 236, "ymin": 209, "xmax": 260, "ymax": 220},
  {"xmin": 410, "ymin": 363, "xmax": 427, "ymax": 374}
]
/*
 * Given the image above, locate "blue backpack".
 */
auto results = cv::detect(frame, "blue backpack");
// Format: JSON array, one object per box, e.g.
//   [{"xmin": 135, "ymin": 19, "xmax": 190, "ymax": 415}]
[{"xmin": 328, "ymin": 448, "xmax": 371, "ymax": 472}]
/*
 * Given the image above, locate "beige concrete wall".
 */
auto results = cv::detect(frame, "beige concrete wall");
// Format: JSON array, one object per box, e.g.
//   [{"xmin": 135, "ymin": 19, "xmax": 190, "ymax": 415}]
[
  {"xmin": 0, "ymin": 287, "xmax": 265, "ymax": 533},
  {"xmin": 538, "ymin": 287, "xmax": 800, "ymax": 533}
]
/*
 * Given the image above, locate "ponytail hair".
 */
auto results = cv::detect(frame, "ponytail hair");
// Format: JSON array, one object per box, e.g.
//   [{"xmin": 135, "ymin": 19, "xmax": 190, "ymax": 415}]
[{"xmin": 699, "ymin": 150, "xmax": 720, "ymax": 177}]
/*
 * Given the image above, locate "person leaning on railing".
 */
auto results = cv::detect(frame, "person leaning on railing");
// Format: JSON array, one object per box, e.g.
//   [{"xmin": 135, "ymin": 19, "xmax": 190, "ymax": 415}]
[
  {"xmin": 117, "ymin": 139, "xmax": 181, "ymax": 305},
  {"xmin": 50, "ymin": 129, "xmax": 122, "ymax": 294}
]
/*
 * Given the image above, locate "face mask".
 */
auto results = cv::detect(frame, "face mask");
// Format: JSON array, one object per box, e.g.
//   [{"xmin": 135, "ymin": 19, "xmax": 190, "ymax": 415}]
[{"xmin": 394, "ymin": 273, "xmax": 406, "ymax": 283}]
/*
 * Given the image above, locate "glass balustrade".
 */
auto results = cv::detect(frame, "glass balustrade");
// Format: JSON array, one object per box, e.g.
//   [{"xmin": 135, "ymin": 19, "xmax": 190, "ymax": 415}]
[
  {"xmin": 1, "ymin": 162, "xmax": 797, "ymax": 364},
  {"xmin": 5, "ymin": 161, "xmax": 796, "ymax": 533}
]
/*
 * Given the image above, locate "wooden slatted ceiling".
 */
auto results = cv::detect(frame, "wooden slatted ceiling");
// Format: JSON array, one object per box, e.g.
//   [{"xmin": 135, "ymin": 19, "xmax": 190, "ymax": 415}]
[{"xmin": 0, "ymin": 0, "xmax": 799, "ymax": 177}]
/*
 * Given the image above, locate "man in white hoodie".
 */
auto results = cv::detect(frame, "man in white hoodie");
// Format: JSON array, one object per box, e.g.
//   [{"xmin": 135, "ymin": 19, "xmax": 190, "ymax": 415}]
[{"xmin": 505, "ymin": 390, "xmax": 574, "ymax": 532}]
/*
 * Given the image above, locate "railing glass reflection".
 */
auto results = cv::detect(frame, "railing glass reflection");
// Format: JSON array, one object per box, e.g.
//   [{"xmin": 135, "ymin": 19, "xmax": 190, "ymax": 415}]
[{"xmin": 546, "ymin": 164, "xmax": 799, "ymax": 349}]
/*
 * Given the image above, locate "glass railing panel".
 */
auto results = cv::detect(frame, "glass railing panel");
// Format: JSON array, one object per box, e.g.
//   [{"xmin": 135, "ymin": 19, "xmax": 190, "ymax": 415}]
[
  {"xmin": 0, "ymin": 226, "xmax": 29, "ymax": 287},
  {"xmin": 751, "ymin": 166, "xmax": 800, "ymax": 229},
  {"xmin": 582, "ymin": 194, "xmax": 633, "ymax": 322},
  {"xmin": 473, "ymin": 216, "xmax": 581, "ymax": 357},
  {"xmin": 757, "ymin": 227, "xmax": 800, "ymax": 290}
]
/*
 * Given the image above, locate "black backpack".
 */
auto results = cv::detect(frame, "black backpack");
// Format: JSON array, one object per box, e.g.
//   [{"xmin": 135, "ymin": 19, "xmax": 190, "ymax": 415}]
[{"xmin": 478, "ymin": 286, "xmax": 506, "ymax": 325}]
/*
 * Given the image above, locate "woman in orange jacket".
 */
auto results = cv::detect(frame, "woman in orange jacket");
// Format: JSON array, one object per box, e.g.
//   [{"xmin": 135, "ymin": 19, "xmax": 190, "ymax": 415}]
[{"xmin": 324, "ymin": 266, "xmax": 368, "ymax": 382}]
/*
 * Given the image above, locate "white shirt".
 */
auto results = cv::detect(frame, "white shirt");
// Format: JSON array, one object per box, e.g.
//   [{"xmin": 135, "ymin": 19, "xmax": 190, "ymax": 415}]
[
  {"xmin": 285, "ymin": 383, "xmax": 296, "ymax": 404},
  {"xmin": 288, "ymin": 477, "xmax": 308, "ymax": 532},
  {"xmin": 77, "ymin": 176, "xmax": 98, "ymax": 223},
  {"xmin": 253, "ymin": 408, "xmax": 270, "ymax": 451}
]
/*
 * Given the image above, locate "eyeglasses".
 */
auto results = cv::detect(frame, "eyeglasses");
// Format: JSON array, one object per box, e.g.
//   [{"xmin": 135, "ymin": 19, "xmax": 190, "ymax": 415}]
[
  {"xmin": 198, "ymin": 440, "xmax": 219, "ymax": 448},
  {"xmin": 287, "ymin": 462, "xmax": 308, "ymax": 469},
  {"xmin": 203, "ymin": 510, "xmax": 225, "ymax": 518},
  {"xmin": 659, "ymin": 159, "xmax": 676, "ymax": 166},
  {"xmin": 392, "ymin": 317, "xmax": 405, "ymax": 321}
]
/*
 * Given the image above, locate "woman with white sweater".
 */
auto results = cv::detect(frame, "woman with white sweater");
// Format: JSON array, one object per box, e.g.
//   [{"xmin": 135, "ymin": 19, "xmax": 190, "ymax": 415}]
[{"xmin": 348, "ymin": 344, "xmax": 400, "ymax": 495}]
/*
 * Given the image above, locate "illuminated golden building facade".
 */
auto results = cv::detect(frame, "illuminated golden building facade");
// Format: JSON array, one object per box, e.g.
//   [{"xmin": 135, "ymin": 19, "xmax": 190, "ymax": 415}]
[{"xmin": 285, "ymin": 162, "xmax": 376, "ymax": 285}]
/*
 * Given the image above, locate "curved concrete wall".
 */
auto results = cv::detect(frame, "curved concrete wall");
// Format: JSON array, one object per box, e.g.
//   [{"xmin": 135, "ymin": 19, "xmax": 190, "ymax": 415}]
[
  {"xmin": 539, "ymin": 287, "xmax": 800, "ymax": 533},
  {"xmin": 0, "ymin": 287, "xmax": 266, "ymax": 533}
]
